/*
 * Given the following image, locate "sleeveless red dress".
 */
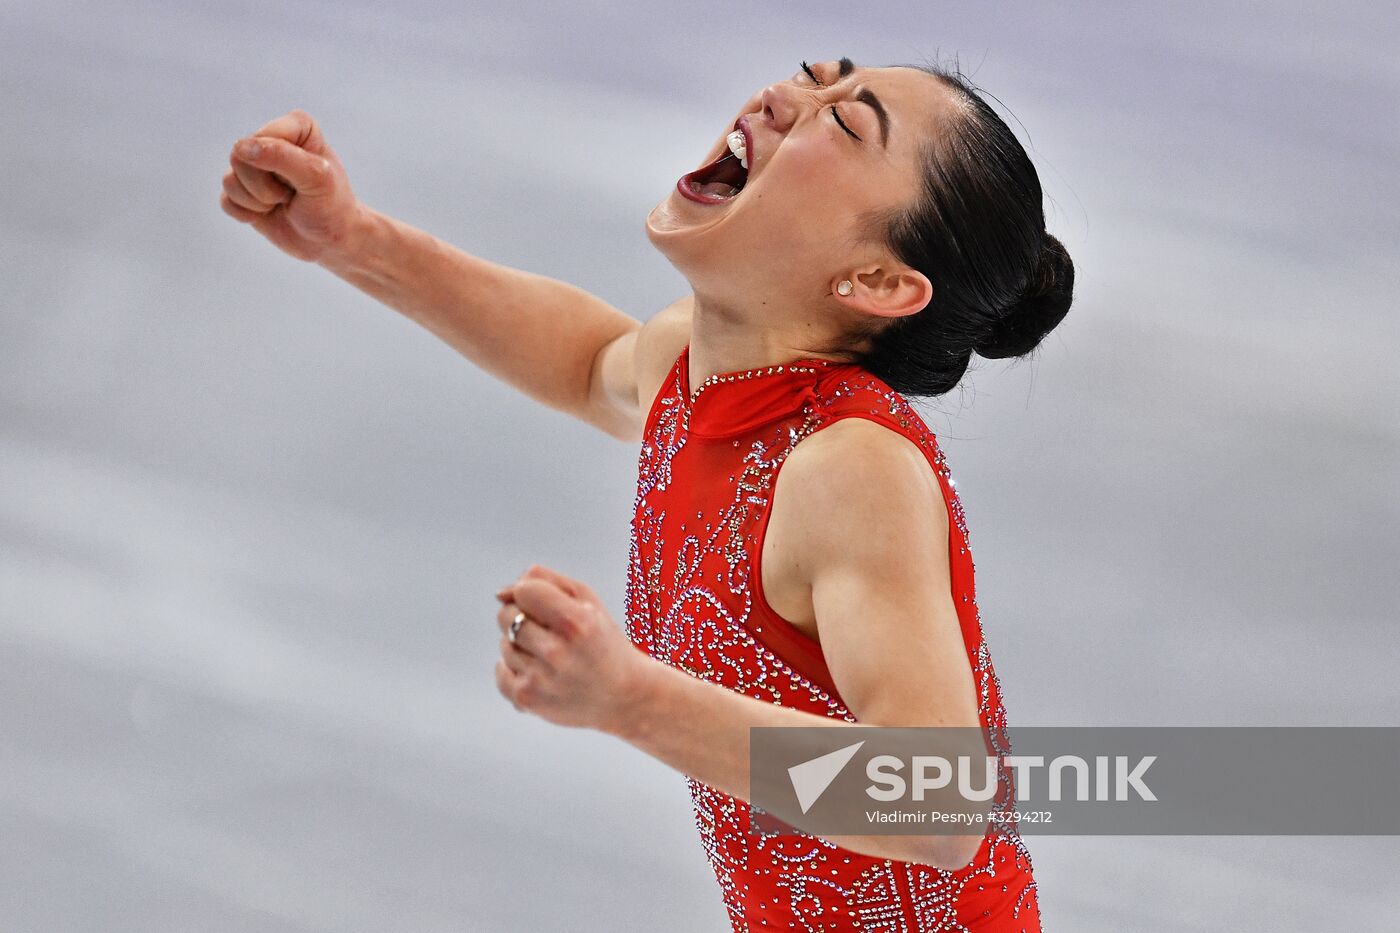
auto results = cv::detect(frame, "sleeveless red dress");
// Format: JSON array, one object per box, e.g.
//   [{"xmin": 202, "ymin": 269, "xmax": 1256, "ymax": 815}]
[{"xmin": 624, "ymin": 344, "xmax": 1042, "ymax": 932}]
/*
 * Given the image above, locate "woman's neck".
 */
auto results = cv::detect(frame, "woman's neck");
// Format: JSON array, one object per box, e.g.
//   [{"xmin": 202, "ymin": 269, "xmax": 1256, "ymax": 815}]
[{"xmin": 686, "ymin": 295, "xmax": 852, "ymax": 390}]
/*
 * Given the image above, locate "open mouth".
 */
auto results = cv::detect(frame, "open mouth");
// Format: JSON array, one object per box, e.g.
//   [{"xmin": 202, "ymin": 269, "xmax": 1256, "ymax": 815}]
[{"xmin": 677, "ymin": 120, "xmax": 751, "ymax": 204}]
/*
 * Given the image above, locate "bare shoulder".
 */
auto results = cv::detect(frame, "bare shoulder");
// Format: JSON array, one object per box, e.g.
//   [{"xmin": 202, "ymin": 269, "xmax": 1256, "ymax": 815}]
[
  {"xmin": 769, "ymin": 417, "xmax": 976, "ymax": 736},
  {"xmin": 784, "ymin": 416, "xmax": 941, "ymax": 495},
  {"xmin": 774, "ymin": 416, "xmax": 949, "ymax": 568}
]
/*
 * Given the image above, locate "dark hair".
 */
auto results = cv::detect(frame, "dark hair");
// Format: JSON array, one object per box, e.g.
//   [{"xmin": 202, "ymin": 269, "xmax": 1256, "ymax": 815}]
[{"xmin": 841, "ymin": 59, "xmax": 1075, "ymax": 398}]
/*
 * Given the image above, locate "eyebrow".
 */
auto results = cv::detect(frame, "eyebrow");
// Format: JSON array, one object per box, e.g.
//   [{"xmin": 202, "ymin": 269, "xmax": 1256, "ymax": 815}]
[{"xmin": 837, "ymin": 56, "xmax": 889, "ymax": 149}]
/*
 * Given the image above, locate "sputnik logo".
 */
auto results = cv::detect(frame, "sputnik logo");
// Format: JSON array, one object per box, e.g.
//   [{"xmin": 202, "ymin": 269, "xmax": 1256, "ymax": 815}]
[{"xmin": 788, "ymin": 740, "xmax": 866, "ymax": 813}]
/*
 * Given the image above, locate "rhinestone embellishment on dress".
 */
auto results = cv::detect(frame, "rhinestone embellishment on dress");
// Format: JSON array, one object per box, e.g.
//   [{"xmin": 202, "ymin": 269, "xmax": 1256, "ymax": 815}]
[
  {"xmin": 689, "ymin": 360, "xmax": 834, "ymax": 404},
  {"xmin": 624, "ymin": 349, "xmax": 1041, "ymax": 931}
]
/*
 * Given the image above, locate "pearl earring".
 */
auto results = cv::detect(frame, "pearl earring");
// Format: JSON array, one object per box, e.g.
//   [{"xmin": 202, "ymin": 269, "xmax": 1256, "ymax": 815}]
[{"xmin": 836, "ymin": 280, "xmax": 853, "ymax": 296}]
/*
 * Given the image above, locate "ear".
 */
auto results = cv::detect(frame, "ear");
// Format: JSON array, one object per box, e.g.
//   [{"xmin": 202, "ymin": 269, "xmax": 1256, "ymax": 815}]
[{"xmin": 834, "ymin": 265, "xmax": 932, "ymax": 320}]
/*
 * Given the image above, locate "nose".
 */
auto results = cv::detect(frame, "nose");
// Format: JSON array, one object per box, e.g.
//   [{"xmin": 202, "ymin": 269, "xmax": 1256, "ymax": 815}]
[{"xmin": 759, "ymin": 82, "xmax": 802, "ymax": 133}]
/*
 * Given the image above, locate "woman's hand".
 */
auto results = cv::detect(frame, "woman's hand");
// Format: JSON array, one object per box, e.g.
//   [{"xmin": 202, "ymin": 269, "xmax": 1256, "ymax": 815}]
[
  {"xmin": 493, "ymin": 564, "xmax": 653, "ymax": 734},
  {"xmin": 219, "ymin": 108, "xmax": 368, "ymax": 264}
]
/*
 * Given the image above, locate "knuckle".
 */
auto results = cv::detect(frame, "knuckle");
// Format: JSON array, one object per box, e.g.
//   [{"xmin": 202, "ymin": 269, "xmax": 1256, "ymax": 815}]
[
  {"xmin": 222, "ymin": 177, "xmax": 256, "ymax": 205},
  {"xmin": 219, "ymin": 194, "xmax": 247, "ymax": 218},
  {"xmin": 563, "ymin": 605, "xmax": 593, "ymax": 633},
  {"xmin": 551, "ymin": 615, "xmax": 578, "ymax": 640},
  {"xmin": 228, "ymin": 192, "xmax": 265, "ymax": 214}
]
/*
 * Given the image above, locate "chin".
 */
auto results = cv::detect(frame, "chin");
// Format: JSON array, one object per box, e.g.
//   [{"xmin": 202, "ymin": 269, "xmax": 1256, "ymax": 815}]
[
  {"xmin": 643, "ymin": 199, "xmax": 693, "ymax": 274},
  {"xmin": 646, "ymin": 207, "xmax": 731, "ymax": 290},
  {"xmin": 644, "ymin": 192, "xmax": 704, "ymax": 251}
]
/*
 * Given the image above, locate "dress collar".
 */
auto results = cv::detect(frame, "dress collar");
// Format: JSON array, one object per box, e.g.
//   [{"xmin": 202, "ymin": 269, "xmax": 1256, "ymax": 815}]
[{"xmin": 679, "ymin": 343, "xmax": 853, "ymax": 438}]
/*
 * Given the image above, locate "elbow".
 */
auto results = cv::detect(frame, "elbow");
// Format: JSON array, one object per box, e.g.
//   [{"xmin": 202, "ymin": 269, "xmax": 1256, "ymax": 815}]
[
  {"xmin": 944, "ymin": 832, "xmax": 985, "ymax": 871},
  {"xmin": 911, "ymin": 832, "xmax": 984, "ymax": 872}
]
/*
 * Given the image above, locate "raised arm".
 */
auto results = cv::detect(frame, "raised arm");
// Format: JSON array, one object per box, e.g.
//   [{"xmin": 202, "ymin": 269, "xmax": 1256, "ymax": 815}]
[{"xmin": 219, "ymin": 109, "xmax": 690, "ymax": 441}]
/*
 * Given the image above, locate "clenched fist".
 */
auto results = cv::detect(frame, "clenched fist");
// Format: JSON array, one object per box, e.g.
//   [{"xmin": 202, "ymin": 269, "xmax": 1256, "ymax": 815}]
[
  {"xmin": 219, "ymin": 109, "xmax": 365, "ymax": 263},
  {"xmin": 494, "ymin": 563, "xmax": 655, "ymax": 735}
]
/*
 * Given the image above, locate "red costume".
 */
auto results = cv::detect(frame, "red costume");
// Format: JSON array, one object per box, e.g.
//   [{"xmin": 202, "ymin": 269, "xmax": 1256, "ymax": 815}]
[{"xmin": 624, "ymin": 344, "xmax": 1042, "ymax": 931}]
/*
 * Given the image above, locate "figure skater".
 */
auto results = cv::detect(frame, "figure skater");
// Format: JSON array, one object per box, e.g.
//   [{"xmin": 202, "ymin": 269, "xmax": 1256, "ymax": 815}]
[{"xmin": 220, "ymin": 54, "xmax": 1072, "ymax": 931}]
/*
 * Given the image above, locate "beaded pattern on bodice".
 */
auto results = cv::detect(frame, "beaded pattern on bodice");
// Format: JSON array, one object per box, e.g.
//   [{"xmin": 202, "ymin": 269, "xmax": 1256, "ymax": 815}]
[{"xmin": 623, "ymin": 346, "xmax": 1041, "ymax": 932}]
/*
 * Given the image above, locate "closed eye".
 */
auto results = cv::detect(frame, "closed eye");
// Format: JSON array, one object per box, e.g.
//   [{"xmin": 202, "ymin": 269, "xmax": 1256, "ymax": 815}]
[
  {"xmin": 798, "ymin": 60, "xmax": 863, "ymax": 143},
  {"xmin": 830, "ymin": 107, "xmax": 861, "ymax": 142}
]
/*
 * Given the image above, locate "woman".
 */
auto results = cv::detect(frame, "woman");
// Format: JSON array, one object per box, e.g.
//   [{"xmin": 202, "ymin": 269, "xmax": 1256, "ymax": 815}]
[{"xmin": 220, "ymin": 54, "xmax": 1072, "ymax": 931}]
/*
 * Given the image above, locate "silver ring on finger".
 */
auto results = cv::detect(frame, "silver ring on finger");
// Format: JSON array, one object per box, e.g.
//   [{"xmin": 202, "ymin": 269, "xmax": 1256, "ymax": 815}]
[{"xmin": 508, "ymin": 610, "xmax": 527, "ymax": 645}]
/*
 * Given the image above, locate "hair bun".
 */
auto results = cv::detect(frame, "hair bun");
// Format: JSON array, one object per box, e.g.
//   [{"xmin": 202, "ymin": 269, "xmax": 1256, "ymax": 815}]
[{"xmin": 975, "ymin": 233, "xmax": 1075, "ymax": 360}]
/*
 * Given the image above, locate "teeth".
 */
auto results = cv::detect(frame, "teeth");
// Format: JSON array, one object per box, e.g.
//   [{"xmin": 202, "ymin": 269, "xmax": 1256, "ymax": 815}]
[{"xmin": 726, "ymin": 130, "xmax": 748, "ymax": 170}]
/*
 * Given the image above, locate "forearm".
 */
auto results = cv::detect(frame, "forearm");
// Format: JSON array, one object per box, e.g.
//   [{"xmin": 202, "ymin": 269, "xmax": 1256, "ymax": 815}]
[
  {"xmin": 317, "ymin": 205, "xmax": 638, "ymax": 417},
  {"xmin": 608, "ymin": 658, "xmax": 982, "ymax": 869}
]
